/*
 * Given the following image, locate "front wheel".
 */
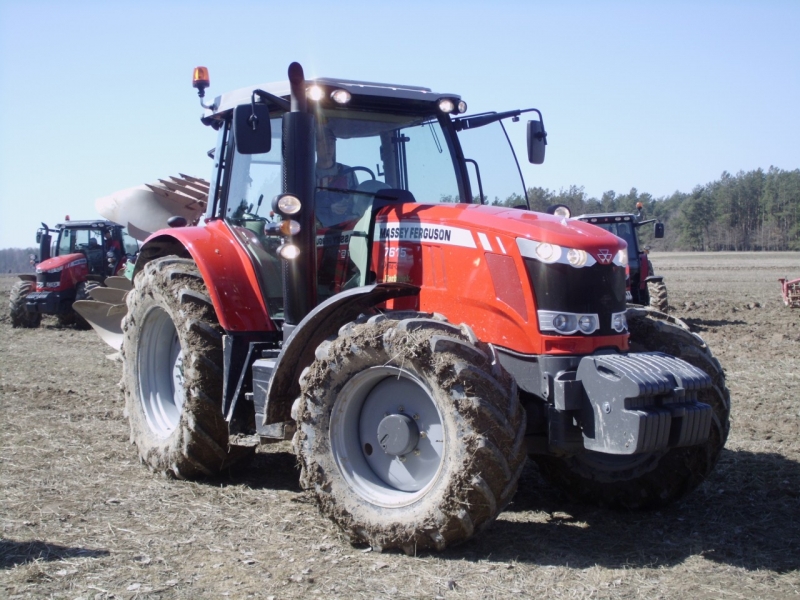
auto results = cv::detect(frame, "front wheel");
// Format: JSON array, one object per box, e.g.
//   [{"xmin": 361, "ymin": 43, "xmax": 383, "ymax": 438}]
[
  {"xmin": 533, "ymin": 307, "xmax": 730, "ymax": 509},
  {"xmin": 9, "ymin": 280, "xmax": 40, "ymax": 328},
  {"xmin": 122, "ymin": 256, "xmax": 251, "ymax": 479},
  {"xmin": 293, "ymin": 314, "xmax": 526, "ymax": 552}
]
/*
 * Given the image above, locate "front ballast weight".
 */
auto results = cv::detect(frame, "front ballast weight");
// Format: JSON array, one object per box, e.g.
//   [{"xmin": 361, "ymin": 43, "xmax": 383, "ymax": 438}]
[{"xmin": 557, "ymin": 352, "xmax": 713, "ymax": 455}]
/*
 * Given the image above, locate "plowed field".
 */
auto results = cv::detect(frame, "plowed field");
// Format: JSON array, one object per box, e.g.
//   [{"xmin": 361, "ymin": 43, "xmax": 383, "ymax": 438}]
[{"xmin": 1, "ymin": 251, "xmax": 799, "ymax": 599}]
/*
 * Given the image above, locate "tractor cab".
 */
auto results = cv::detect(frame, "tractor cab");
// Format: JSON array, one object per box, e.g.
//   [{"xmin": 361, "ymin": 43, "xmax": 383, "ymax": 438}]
[
  {"xmin": 50, "ymin": 220, "xmax": 137, "ymax": 276},
  {"xmin": 193, "ymin": 68, "xmax": 548, "ymax": 330}
]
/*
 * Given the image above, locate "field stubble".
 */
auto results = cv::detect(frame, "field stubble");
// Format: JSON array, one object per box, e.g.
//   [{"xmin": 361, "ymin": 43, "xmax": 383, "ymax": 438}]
[{"xmin": 1, "ymin": 251, "xmax": 799, "ymax": 599}]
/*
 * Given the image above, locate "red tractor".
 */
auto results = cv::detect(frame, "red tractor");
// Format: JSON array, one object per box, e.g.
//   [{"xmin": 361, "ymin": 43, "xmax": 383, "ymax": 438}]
[
  {"xmin": 9, "ymin": 219, "xmax": 138, "ymax": 328},
  {"xmin": 573, "ymin": 204, "xmax": 669, "ymax": 312},
  {"xmin": 78, "ymin": 63, "xmax": 729, "ymax": 553}
]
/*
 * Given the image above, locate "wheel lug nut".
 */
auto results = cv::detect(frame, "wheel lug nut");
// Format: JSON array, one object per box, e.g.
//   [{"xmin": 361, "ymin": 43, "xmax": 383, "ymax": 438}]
[
  {"xmin": 419, "ymin": 431, "xmax": 427, "ymax": 439},
  {"xmin": 399, "ymin": 456, "xmax": 406, "ymax": 462},
  {"xmin": 413, "ymin": 414, "xmax": 419, "ymax": 420},
  {"xmin": 413, "ymin": 449, "xmax": 421, "ymax": 456},
  {"xmin": 398, "ymin": 405, "xmax": 404, "ymax": 412}
]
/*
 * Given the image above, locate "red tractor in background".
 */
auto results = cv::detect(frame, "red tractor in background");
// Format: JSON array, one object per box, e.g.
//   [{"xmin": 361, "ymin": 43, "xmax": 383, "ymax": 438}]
[
  {"xmin": 77, "ymin": 63, "xmax": 729, "ymax": 553},
  {"xmin": 574, "ymin": 203, "xmax": 669, "ymax": 312},
  {"xmin": 9, "ymin": 219, "xmax": 138, "ymax": 328}
]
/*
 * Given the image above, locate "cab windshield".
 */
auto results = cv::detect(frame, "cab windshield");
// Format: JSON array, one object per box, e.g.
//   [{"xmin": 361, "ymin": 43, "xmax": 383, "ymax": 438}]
[{"xmin": 221, "ymin": 107, "xmax": 465, "ymax": 318}]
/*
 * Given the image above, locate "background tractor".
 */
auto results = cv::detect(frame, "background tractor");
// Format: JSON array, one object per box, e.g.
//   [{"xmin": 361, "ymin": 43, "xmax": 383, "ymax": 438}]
[
  {"xmin": 77, "ymin": 63, "xmax": 729, "ymax": 553},
  {"xmin": 9, "ymin": 219, "xmax": 139, "ymax": 328},
  {"xmin": 575, "ymin": 204, "xmax": 669, "ymax": 312}
]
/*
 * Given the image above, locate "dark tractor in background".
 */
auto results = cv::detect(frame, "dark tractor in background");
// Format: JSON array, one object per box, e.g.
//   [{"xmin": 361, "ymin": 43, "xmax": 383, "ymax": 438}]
[
  {"xmin": 576, "ymin": 204, "xmax": 668, "ymax": 312},
  {"xmin": 9, "ymin": 219, "xmax": 138, "ymax": 328}
]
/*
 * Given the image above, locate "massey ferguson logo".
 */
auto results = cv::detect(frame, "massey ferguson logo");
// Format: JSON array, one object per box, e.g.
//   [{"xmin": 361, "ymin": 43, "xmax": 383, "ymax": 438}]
[{"xmin": 597, "ymin": 249, "xmax": 612, "ymax": 264}]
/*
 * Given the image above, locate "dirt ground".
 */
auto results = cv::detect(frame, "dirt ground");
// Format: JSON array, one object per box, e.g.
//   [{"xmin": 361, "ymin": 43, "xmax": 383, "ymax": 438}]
[{"xmin": 1, "ymin": 251, "xmax": 799, "ymax": 599}]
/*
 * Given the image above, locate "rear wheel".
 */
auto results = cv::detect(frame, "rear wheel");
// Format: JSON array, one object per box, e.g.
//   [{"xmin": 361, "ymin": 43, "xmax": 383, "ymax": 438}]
[
  {"xmin": 533, "ymin": 307, "xmax": 730, "ymax": 509},
  {"xmin": 293, "ymin": 314, "xmax": 526, "ymax": 552},
  {"xmin": 647, "ymin": 279, "xmax": 669, "ymax": 313},
  {"xmin": 122, "ymin": 256, "xmax": 251, "ymax": 479},
  {"xmin": 9, "ymin": 280, "xmax": 40, "ymax": 328}
]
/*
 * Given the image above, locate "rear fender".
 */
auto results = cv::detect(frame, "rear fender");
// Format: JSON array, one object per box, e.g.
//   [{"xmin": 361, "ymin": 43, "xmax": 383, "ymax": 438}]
[
  {"xmin": 133, "ymin": 220, "xmax": 276, "ymax": 332},
  {"xmin": 17, "ymin": 274, "xmax": 35, "ymax": 282},
  {"xmin": 263, "ymin": 283, "xmax": 420, "ymax": 425}
]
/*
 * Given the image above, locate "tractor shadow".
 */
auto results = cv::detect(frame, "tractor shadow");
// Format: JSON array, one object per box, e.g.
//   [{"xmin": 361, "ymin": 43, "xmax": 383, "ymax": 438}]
[
  {"xmin": 0, "ymin": 539, "xmax": 109, "ymax": 569},
  {"xmin": 212, "ymin": 447, "xmax": 303, "ymax": 493},
  {"xmin": 462, "ymin": 449, "xmax": 800, "ymax": 573},
  {"xmin": 681, "ymin": 317, "xmax": 748, "ymax": 332}
]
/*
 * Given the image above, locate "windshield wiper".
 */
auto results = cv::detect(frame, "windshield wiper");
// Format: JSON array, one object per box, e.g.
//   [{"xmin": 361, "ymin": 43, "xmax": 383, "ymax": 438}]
[{"xmin": 453, "ymin": 108, "xmax": 543, "ymax": 131}]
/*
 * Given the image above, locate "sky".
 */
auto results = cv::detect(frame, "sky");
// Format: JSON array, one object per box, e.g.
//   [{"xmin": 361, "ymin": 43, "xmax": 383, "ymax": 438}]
[{"xmin": 1, "ymin": 0, "xmax": 798, "ymax": 249}]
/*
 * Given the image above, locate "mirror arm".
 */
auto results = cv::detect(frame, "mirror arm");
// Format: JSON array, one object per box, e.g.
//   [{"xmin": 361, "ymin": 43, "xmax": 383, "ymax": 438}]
[{"xmin": 253, "ymin": 89, "xmax": 291, "ymax": 112}]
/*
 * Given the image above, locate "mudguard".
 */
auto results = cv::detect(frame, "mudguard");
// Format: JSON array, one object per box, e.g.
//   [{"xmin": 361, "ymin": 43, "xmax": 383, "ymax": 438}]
[
  {"xmin": 262, "ymin": 282, "xmax": 420, "ymax": 425},
  {"xmin": 134, "ymin": 220, "xmax": 276, "ymax": 332}
]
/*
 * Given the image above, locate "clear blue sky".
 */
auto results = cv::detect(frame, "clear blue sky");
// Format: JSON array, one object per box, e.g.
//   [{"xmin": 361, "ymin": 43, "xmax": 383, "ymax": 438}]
[{"xmin": 1, "ymin": 0, "xmax": 798, "ymax": 248}]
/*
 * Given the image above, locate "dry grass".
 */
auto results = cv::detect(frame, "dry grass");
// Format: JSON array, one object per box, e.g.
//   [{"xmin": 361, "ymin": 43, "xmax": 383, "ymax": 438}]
[{"xmin": 1, "ymin": 252, "xmax": 799, "ymax": 598}]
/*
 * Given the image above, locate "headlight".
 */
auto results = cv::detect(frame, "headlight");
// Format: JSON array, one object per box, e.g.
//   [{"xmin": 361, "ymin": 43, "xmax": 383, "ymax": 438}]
[
  {"xmin": 517, "ymin": 238, "xmax": 596, "ymax": 268},
  {"xmin": 273, "ymin": 194, "xmax": 302, "ymax": 216},
  {"xmin": 611, "ymin": 311, "xmax": 628, "ymax": 332},
  {"xmin": 535, "ymin": 242, "xmax": 561, "ymax": 263},
  {"xmin": 330, "ymin": 89, "xmax": 351, "ymax": 104},
  {"xmin": 538, "ymin": 310, "xmax": 599, "ymax": 335},
  {"xmin": 278, "ymin": 243, "xmax": 300, "ymax": 259},
  {"xmin": 578, "ymin": 314, "xmax": 598, "ymax": 334},
  {"xmin": 567, "ymin": 248, "xmax": 588, "ymax": 267},
  {"xmin": 438, "ymin": 98, "xmax": 455, "ymax": 114},
  {"xmin": 306, "ymin": 85, "xmax": 325, "ymax": 101}
]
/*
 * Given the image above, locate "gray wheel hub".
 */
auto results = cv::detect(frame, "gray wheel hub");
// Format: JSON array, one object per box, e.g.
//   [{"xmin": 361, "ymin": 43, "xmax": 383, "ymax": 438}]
[{"xmin": 377, "ymin": 413, "xmax": 420, "ymax": 456}]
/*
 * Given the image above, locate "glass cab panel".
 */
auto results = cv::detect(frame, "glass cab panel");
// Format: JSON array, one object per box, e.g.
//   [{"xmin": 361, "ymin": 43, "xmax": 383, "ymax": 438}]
[
  {"xmin": 221, "ymin": 106, "xmax": 468, "ymax": 312},
  {"xmin": 313, "ymin": 108, "xmax": 461, "ymax": 299}
]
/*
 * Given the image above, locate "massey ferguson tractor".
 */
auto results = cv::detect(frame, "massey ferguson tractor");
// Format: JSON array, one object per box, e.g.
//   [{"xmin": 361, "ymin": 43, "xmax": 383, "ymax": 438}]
[
  {"xmin": 76, "ymin": 63, "xmax": 730, "ymax": 553},
  {"xmin": 574, "ymin": 205, "xmax": 669, "ymax": 312},
  {"xmin": 9, "ymin": 219, "xmax": 138, "ymax": 328}
]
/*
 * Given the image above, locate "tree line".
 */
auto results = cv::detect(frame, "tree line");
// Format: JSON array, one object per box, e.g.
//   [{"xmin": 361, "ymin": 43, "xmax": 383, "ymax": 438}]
[
  {"xmin": 0, "ymin": 248, "xmax": 36, "ymax": 274},
  {"xmin": 2, "ymin": 167, "xmax": 797, "ymax": 272},
  {"xmin": 494, "ymin": 166, "xmax": 800, "ymax": 251}
]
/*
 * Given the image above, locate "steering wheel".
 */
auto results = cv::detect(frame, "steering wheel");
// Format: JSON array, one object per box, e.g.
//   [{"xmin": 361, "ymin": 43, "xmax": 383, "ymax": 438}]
[{"xmin": 339, "ymin": 166, "xmax": 375, "ymax": 180}]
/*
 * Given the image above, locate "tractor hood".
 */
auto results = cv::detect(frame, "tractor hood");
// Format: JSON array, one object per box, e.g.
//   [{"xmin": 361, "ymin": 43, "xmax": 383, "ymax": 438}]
[
  {"xmin": 375, "ymin": 203, "xmax": 628, "ymax": 260},
  {"xmin": 37, "ymin": 253, "xmax": 86, "ymax": 274}
]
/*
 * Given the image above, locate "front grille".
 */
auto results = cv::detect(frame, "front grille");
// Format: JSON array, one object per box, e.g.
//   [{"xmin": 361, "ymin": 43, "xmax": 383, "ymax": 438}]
[
  {"xmin": 36, "ymin": 271, "xmax": 62, "ymax": 288},
  {"xmin": 523, "ymin": 259, "xmax": 627, "ymax": 336}
]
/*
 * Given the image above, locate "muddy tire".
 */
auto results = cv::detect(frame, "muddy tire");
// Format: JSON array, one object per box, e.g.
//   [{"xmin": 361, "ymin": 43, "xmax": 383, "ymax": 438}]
[
  {"xmin": 293, "ymin": 314, "xmax": 527, "ymax": 553},
  {"xmin": 533, "ymin": 307, "xmax": 730, "ymax": 509},
  {"xmin": 647, "ymin": 279, "xmax": 669, "ymax": 313},
  {"xmin": 9, "ymin": 280, "xmax": 40, "ymax": 328},
  {"xmin": 122, "ymin": 256, "xmax": 251, "ymax": 479}
]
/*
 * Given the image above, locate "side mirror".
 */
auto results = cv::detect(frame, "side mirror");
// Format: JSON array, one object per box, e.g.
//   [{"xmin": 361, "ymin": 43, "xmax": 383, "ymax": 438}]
[
  {"xmin": 36, "ymin": 231, "xmax": 42, "ymax": 244},
  {"xmin": 654, "ymin": 222, "xmax": 665, "ymax": 238},
  {"xmin": 527, "ymin": 120, "xmax": 547, "ymax": 165},
  {"xmin": 234, "ymin": 103, "xmax": 272, "ymax": 155}
]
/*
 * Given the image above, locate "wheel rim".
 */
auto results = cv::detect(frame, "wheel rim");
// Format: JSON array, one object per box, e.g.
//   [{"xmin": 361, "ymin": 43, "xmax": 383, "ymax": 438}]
[
  {"xmin": 137, "ymin": 306, "xmax": 185, "ymax": 438},
  {"xmin": 329, "ymin": 366, "xmax": 444, "ymax": 507}
]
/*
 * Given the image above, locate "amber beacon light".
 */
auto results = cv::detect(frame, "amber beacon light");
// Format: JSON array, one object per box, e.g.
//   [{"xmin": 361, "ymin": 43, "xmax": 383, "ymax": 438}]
[{"xmin": 193, "ymin": 66, "xmax": 210, "ymax": 97}]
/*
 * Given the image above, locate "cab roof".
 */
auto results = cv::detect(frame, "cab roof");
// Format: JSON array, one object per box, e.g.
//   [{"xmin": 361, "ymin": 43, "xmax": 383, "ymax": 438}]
[
  {"xmin": 575, "ymin": 212, "xmax": 637, "ymax": 222},
  {"xmin": 55, "ymin": 220, "xmax": 121, "ymax": 230},
  {"xmin": 209, "ymin": 77, "xmax": 461, "ymax": 116}
]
